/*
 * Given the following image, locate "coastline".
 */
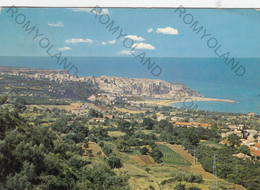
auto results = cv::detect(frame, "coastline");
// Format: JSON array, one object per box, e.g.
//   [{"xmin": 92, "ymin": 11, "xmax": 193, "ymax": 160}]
[{"xmin": 133, "ymin": 97, "xmax": 238, "ymax": 106}]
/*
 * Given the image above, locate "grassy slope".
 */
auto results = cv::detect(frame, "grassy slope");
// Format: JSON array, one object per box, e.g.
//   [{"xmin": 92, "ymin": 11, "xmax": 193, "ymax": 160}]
[{"xmin": 158, "ymin": 142, "xmax": 246, "ymax": 190}]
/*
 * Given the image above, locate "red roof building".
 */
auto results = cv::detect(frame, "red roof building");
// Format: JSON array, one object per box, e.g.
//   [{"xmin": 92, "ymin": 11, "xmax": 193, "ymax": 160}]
[
  {"xmin": 254, "ymin": 143, "xmax": 260, "ymax": 149},
  {"xmin": 104, "ymin": 115, "xmax": 113, "ymax": 119},
  {"xmin": 173, "ymin": 122, "xmax": 211, "ymax": 128},
  {"xmin": 250, "ymin": 147, "xmax": 260, "ymax": 157},
  {"xmin": 175, "ymin": 122, "xmax": 191, "ymax": 126}
]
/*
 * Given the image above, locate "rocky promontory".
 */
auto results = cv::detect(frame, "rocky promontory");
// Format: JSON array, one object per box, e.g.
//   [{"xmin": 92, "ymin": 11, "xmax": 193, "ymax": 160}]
[{"xmin": 85, "ymin": 76, "xmax": 202, "ymax": 99}]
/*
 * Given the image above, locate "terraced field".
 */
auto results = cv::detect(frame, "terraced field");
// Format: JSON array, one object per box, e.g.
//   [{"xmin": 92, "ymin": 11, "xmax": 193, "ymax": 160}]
[
  {"xmin": 158, "ymin": 142, "xmax": 246, "ymax": 190},
  {"xmin": 157, "ymin": 144, "xmax": 191, "ymax": 166},
  {"xmin": 129, "ymin": 155, "xmax": 155, "ymax": 166}
]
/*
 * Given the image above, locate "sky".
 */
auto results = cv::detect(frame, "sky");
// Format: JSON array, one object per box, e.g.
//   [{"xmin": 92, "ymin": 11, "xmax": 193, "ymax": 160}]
[{"xmin": 0, "ymin": 8, "xmax": 259, "ymax": 57}]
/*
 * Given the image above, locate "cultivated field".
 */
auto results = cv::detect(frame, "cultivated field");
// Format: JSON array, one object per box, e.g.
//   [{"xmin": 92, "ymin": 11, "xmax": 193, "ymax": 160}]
[
  {"xmin": 129, "ymin": 155, "xmax": 155, "ymax": 166},
  {"xmin": 27, "ymin": 101, "xmax": 83, "ymax": 111},
  {"xmin": 157, "ymin": 144, "xmax": 191, "ymax": 166},
  {"xmin": 158, "ymin": 142, "xmax": 246, "ymax": 190}
]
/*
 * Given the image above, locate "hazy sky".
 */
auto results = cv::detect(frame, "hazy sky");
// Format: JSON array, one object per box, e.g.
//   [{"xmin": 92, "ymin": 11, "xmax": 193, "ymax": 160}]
[{"xmin": 0, "ymin": 8, "xmax": 259, "ymax": 57}]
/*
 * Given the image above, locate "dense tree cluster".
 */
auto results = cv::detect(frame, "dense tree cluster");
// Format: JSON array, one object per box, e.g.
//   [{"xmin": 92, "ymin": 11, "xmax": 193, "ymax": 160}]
[
  {"xmin": 1, "ymin": 75, "xmax": 99, "ymax": 105},
  {"xmin": 149, "ymin": 147, "xmax": 163, "ymax": 163},
  {"xmin": 140, "ymin": 147, "xmax": 149, "ymax": 155},
  {"xmin": 88, "ymin": 109, "xmax": 103, "ymax": 118},
  {"xmin": 0, "ymin": 97, "xmax": 129, "ymax": 190},
  {"xmin": 142, "ymin": 117, "xmax": 155, "ymax": 130},
  {"xmin": 51, "ymin": 116, "xmax": 89, "ymax": 144},
  {"xmin": 227, "ymin": 133, "xmax": 241, "ymax": 147},
  {"xmin": 117, "ymin": 120, "xmax": 135, "ymax": 136},
  {"xmin": 89, "ymin": 126, "xmax": 108, "ymax": 142},
  {"xmin": 193, "ymin": 145, "xmax": 260, "ymax": 189},
  {"xmin": 158, "ymin": 122, "xmax": 220, "ymax": 147}
]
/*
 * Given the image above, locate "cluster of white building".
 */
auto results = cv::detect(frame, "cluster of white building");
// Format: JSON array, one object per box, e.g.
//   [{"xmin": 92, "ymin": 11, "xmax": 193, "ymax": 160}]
[
  {"xmin": 221, "ymin": 124, "xmax": 260, "ymax": 142},
  {"xmin": 1, "ymin": 69, "xmax": 92, "ymax": 83},
  {"xmin": 220, "ymin": 123, "xmax": 260, "ymax": 157}
]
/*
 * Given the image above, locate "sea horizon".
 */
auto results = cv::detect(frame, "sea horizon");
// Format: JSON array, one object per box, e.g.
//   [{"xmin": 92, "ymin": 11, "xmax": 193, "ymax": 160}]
[{"xmin": 0, "ymin": 56, "xmax": 260, "ymax": 114}]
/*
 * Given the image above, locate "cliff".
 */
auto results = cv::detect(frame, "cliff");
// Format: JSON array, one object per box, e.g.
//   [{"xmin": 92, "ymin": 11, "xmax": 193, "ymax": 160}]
[{"xmin": 85, "ymin": 76, "xmax": 202, "ymax": 99}]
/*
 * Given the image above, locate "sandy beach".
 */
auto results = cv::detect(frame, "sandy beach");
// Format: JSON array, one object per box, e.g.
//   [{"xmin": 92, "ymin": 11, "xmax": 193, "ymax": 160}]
[{"xmin": 132, "ymin": 97, "xmax": 238, "ymax": 106}]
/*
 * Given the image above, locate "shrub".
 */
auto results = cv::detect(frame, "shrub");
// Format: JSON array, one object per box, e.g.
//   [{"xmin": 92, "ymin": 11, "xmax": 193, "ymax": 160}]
[
  {"xmin": 145, "ymin": 167, "xmax": 150, "ymax": 173},
  {"xmin": 107, "ymin": 155, "xmax": 122, "ymax": 169},
  {"xmin": 140, "ymin": 147, "xmax": 149, "ymax": 155},
  {"xmin": 149, "ymin": 147, "xmax": 163, "ymax": 163},
  {"xmin": 175, "ymin": 183, "xmax": 187, "ymax": 190},
  {"xmin": 98, "ymin": 141, "xmax": 104, "ymax": 147},
  {"xmin": 188, "ymin": 186, "xmax": 201, "ymax": 190},
  {"xmin": 169, "ymin": 170, "xmax": 203, "ymax": 183},
  {"xmin": 102, "ymin": 145, "xmax": 113, "ymax": 156}
]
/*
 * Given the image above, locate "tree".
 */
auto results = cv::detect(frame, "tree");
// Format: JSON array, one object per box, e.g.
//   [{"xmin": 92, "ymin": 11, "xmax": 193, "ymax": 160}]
[
  {"xmin": 102, "ymin": 145, "xmax": 113, "ymax": 156},
  {"xmin": 154, "ymin": 119, "xmax": 172, "ymax": 132},
  {"xmin": 140, "ymin": 147, "xmax": 149, "ymax": 155},
  {"xmin": 70, "ymin": 120, "xmax": 89, "ymax": 143},
  {"xmin": 182, "ymin": 139, "xmax": 193, "ymax": 151},
  {"xmin": 0, "ymin": 98, "xmax": 129, "ymax": 190},
  {"xmin": 78, "ymin": 161, "xmax": 128, "ymax": 189},
  {"xmin": 117, "ymin": 120, "xmax": 135, "ymax": 136},
  {"xmin": 185, "ymin": 128, "xmax": 200, "ymax": 146},
  {"xmin": 6, "ymin": 161, "xmax": 35, "ymax": 190},
  {"xmin": 127, "ymin": 136, "xmax": 140, "ymax": 146},
  {"xmin": 142, "ymin": 118, "xmax": 155, "ymax": 130},
  {"xmin": 117, "ymin": 139, "xmax": 130, "ymax": 152},
  {"xmin": 145, "ymin": 167, "xmax": 150, "ymax": 173},
  {"xmin": 228, "ymin": 134, "xmax": 240, "ymax": 147},
  {"xmin": 247, "ymin": 182, "xmax": 260, "ymax": 190},
  {"xmin": 14, "ymin": 97, "xmax": 26, "ymax": 112},
  {"xmin": 238, "ymin": 145, "xmax": 250, "ymax": 155},
  {"xmin": 90, "ymin": 126, "xmax": 108, "ymax": 141},
  {"xmin": 88, "ymin": 108, "xmax": 100, "ymax": 118},
  {"xmin": 108, "ymin": 155, "xmax": 122, "ymax": 169},
  {"xmin": 83, "ymin": 140, "xmax": 89, "ymax": 148},
  {"xmin": 150, "ymin": 147, "xmax": 163, "ymax": 163},
  {"xmin": 98, "ymin": 141, "xmax": 104, "ymax": 148},
  {"xmin": 0, "ymin": 95, "xmax": 8, "ymax": 105}
]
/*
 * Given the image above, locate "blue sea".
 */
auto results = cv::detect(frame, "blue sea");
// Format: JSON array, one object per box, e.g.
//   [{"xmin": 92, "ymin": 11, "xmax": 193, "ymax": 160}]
[{"xmin": 0, "ymin": 56, "xmax": 260, "ymax": 114}]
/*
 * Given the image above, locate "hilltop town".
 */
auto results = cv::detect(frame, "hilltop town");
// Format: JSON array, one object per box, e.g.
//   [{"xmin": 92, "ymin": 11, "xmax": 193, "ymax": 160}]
[
  {"xmin": 0, "ymin": 66, "xmax": 236, "ymax": 105},
  {"xmin": 0, "ymin": 66, "xmax": 201, "ymax": 99}
]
